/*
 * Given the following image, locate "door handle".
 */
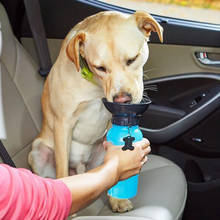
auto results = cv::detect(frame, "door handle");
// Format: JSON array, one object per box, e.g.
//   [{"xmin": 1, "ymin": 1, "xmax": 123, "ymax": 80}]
[{"xmin": 196, "ymin": 52, "xmax": 220, "ymax": 65}]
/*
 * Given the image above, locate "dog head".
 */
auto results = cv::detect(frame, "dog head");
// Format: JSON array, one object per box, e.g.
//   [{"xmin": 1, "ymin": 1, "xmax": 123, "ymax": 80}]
[{"xmin": 66, "ymin": 11, "xmax": 163, "ymax": 103}]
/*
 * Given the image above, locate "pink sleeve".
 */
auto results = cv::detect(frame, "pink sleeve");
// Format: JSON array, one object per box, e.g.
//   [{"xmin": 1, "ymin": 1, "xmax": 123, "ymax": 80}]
[{"xmin": 0, "ymin": 164, "xmax": 72, "ymax": 220}]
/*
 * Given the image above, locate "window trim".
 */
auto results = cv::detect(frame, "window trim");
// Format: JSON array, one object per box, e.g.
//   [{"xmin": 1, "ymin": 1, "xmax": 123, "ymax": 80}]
[
  {"xmin": 78, "ymin": 0, "xmax": 220, "ymax": 30},
  {"xmin": 77, "ymin": 0, "xmax": 220, "ymax": 47},
  {"xmin": 21, "ymin": 0, "xmax": 220, "ymax": 47}
]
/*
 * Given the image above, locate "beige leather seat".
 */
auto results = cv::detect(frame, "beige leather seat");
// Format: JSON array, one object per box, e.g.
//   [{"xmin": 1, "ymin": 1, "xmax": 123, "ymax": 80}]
[
  {"xmin": 0, "ymin": 3, "xmax": 43, "ymax": 168},
  {"xmin": 0, "ymin": 3, "xmax": 187, "ymax": 220},
  {"xmin": 75, "ymin": 155, "xmax": 187, "ymax": 220}
]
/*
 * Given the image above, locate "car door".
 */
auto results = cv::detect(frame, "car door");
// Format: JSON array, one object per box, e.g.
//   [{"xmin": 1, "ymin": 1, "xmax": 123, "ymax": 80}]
[{"xmin": 7, "ymin": 0, "xmax": 220, "ymax": 219}]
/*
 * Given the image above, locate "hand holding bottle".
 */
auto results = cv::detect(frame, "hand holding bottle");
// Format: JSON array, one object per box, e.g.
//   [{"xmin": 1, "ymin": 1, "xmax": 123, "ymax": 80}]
[{"xmin": 103, "ymin": 138, "xmax": 151, "ymax": 181}]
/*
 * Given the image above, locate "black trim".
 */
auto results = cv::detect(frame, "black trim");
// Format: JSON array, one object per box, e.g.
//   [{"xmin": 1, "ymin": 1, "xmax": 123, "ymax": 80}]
[
  {"xmin": 0, "ymin": 0, "xmax": 25, "ymax": 40},
  {"xmin": 0, "ymin": 141, "xmax": 16, "ymax": 167},
  {"xmin": 77, "ymin": 0, "xmax": 133, "ymax": 14},
  {"xmin": 141, "ymin": 73, "xmax": 220, "ymax": 144},
  {"xmin": 141, "ymin": 86, "xmax": 220, "ymax": 143},
  {"xmin": 144, "ymin": 72, "xmax": 220, "ymax": 84},
  {"xmin": 24, "ymin": 0, "xmax": 52, "ymax": 77}
]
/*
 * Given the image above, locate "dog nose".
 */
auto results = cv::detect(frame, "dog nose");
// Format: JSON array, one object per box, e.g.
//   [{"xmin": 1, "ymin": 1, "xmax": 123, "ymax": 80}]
[{"xmin": 113, "ymin": 92, "xmax": 132, "ymax": 103}]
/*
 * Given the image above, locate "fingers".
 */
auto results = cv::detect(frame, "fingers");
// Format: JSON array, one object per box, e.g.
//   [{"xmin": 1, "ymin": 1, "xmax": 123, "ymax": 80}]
[
  {"xmin": 126, "ymin": 155, "xmax": 148, "ymax": 176},
  {"xmin": 142, "ymin": 140, "xmax": 150, "ymax": 151},
  {"xmin": 139, "ymin": 139, "xmax": 150, "ymax": 167},
  {"xmin": 143, "ymin": 146, "xmax": 151, "ymax": 157},
  {"xmin": 133, "ymin": 138, "xmax": 150, "ymax": 149},
  {"xmin": 138, "ymin": 138, "xmax": 151, "ymax": 161},
  {"xmin": 141, "ymin": 155, "xmax": 148, "ymax": 165}
]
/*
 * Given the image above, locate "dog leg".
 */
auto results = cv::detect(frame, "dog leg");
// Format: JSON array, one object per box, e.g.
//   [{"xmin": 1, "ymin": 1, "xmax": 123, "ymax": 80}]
[
  {"xmin": 69, "ymin": 140, "xmax": 94, "ymax": 174},
  {"xmin": 109, "ymin": 197, "xmax": 133, "ymax": 213},
  {"xmin": 28, "ymin": 138, "xmax": 56, "ymax": 178},
  {"xmin": 54, "ymin": 119, "xmax": 73, "ymax": 178},
  {"xmin": 88, "ymin": 142, "xmax": 134, "ymax": 213}
]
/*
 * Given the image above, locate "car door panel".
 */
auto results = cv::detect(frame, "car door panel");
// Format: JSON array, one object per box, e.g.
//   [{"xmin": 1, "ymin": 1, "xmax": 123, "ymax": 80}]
[
  {"xmin": 140, "ymin": 74, "xmax": 220, "ymax": 151},
  {"xmin": 145, "ymin": 44, "xmax": 220, "ymax": 79}
]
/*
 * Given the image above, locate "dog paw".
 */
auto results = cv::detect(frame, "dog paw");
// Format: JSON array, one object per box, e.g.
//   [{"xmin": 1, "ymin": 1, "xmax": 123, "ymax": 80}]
[{"xmin": 109, "ymin": 197, "xmax": 133, "ymax": 213}]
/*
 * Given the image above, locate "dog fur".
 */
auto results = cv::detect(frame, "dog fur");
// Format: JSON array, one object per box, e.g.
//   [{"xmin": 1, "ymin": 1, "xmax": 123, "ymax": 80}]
[{"xmin": 28, "ymin": 10, "xmax": 163, "ymax": 213}]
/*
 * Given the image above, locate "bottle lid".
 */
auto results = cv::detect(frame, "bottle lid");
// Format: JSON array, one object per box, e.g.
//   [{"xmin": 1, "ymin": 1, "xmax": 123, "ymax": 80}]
[{"xmin": 102, "ymin": 98, "xmax": 151, "ymax": 126}]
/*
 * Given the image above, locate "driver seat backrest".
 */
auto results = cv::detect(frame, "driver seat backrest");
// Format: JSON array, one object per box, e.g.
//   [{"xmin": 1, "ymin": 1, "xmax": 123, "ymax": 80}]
[{"xmin": 0, "ymin": 3, "xmax": 44, "ymax": 168}]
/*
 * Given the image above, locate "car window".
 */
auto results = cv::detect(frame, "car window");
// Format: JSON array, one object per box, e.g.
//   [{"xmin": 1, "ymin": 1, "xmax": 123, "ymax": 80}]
[{"xmin": 99, "ymin": 0, "xmax": 220, "ymax": 25}]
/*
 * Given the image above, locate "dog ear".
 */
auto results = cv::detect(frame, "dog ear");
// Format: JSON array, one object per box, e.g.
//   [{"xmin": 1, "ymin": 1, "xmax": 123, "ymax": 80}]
[
  {"xmin": 66, "ymin": 32, "xmax": 86, "ymax": 71},
  {"xmin": 133, "ymin": 11, "xmax": 163, "ymax": 43}
]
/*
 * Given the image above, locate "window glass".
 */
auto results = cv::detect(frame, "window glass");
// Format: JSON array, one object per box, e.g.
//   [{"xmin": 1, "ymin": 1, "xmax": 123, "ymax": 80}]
[{"xmin": 99, "ymin": 0, "xmax": 220, "ymax": 25}]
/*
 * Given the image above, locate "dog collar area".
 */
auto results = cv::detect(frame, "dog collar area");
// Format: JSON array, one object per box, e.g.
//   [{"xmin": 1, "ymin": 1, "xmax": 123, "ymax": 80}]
[{"xmin": 79, "ymin": 54, "xmax": 97, "ymax": 85}]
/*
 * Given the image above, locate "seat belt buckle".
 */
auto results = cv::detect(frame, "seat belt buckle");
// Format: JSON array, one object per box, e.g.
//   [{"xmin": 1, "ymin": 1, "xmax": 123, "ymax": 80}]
[{"xmin": 39, "ymin": 68, "xmax": 51, "ymax": 77}]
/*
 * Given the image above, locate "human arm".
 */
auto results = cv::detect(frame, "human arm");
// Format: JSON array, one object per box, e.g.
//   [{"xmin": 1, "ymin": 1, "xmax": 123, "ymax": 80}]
[
  {"xmin": 0, "ymin": 138, "xmax": 150, "ymax": 219},
  {"xmin": 60, "ymin": 138, "xmax": 151, "ymax": 215},
  {"xmin": 0, "ymin": 164, "xmax": 72, "ymax": 220}
]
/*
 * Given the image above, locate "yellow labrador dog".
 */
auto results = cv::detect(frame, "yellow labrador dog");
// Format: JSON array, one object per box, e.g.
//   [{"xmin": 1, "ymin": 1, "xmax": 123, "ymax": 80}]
[{"xmin": 28, "ymin": 10, "xmax": 163, "ymax": 213}]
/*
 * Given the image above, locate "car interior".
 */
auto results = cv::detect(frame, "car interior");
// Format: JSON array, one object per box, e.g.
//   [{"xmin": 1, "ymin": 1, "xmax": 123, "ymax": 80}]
[{"xmin": 0, "ymin": 0, "xmax": 219, "ymax": 220}]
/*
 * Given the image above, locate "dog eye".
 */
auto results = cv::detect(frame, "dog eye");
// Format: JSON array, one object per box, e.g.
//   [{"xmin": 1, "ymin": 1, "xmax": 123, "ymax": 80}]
[
  {"xmin": 96, "ymin": 66, "xmax": 106, "ymax": 72},
  {"xmin": 126, "ymin": 55, "xmax": 138, "ymax": 66}
]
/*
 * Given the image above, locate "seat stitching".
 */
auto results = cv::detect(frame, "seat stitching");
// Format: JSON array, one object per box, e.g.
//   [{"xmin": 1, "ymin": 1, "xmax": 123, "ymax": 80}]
[
  {"xmin": 14, "ymin": 39, "xmax": 40, "ymax": 130},
  {"xmin": 11, "ymin": 38, "xmax": 39, "ymax": 132},
  {"xmin": 1, "ymin": 51, "xmax": 39, "ymax": 135},
  {"xmin": 0, "ymin": 61, "xmax": 38, "ymax": 152},
  {"xmin": 11, "ymin": 140, "xmax": 33, "ymax": 162}
]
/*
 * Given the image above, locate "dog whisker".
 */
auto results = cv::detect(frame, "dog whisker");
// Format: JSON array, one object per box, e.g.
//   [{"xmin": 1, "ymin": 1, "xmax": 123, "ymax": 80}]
[
  {"xmin": 144, "ymin": 88, "xmax": 158, "ymax": 92},
  {"xmin": 142, "ymin": 96, "xmax": 150, "ymax": 100},
  {"xmin": 142, "ymin": 93, "xmax": 150, "ymax": 98},
  {"xmin": 143, "ymin": 82, "xmax": 157, "ymax": 86},
  {"xmin": 143, "ymin": 68, "xmax": 160, "ymax": 82},
  {"xmin": 143, "ymin": 83, "xmax": 157, "ymax": 87},
  {"xmin": 143, "ymin": 68, "xmax": 159, "ymax": 78},
  {"xmin": 143, "ymin": 84, "xmax": 158, "ymax": 92},
  {"xmin": 143, "ymin": 68, "xmax": 157, "ymax": 74},
  {"xmin": 143, "ymin": 75, "xmax": 150, "ymax": 81},
  {"xmin": 144, "ymin": 85, "xmax": 157, "ymax": 89},
  {"xmin": 141, "ymin": 95, "xmax": 150, "ymax": 103}
]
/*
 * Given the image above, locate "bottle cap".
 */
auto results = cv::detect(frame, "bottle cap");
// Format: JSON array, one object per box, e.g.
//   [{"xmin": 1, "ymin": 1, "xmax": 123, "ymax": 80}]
[{"xmin": 102, "ymin": 98, "xmax": 151, "ymax": 126}]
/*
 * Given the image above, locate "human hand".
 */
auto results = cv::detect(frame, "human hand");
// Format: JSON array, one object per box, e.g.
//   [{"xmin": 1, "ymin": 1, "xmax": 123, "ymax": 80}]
[{"xmin": 103, "ymin": 138, "xmax": 151, "ymax": 181}]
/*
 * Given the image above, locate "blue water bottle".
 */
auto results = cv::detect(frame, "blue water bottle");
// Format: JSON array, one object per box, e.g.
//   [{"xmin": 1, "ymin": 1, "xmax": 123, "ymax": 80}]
[{"xmin": 102, "ymin": 98, "xmax": 151, "ymax": 199}]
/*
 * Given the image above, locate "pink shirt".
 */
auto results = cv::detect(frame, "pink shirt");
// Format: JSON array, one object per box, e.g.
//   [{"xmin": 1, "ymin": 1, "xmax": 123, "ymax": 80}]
[{"xmin": 0, "ymin": 164, "xmax": 72, "ymax": 220}]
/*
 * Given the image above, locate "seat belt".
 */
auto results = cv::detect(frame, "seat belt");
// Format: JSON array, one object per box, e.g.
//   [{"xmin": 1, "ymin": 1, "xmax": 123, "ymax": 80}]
[
  {"xmin": 23, "ymin": 0, "xmax": 52, "ymax": 77},
  {"xmin": 0, "ymin": 140, "xmax": 16, "ymax": 167}
]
